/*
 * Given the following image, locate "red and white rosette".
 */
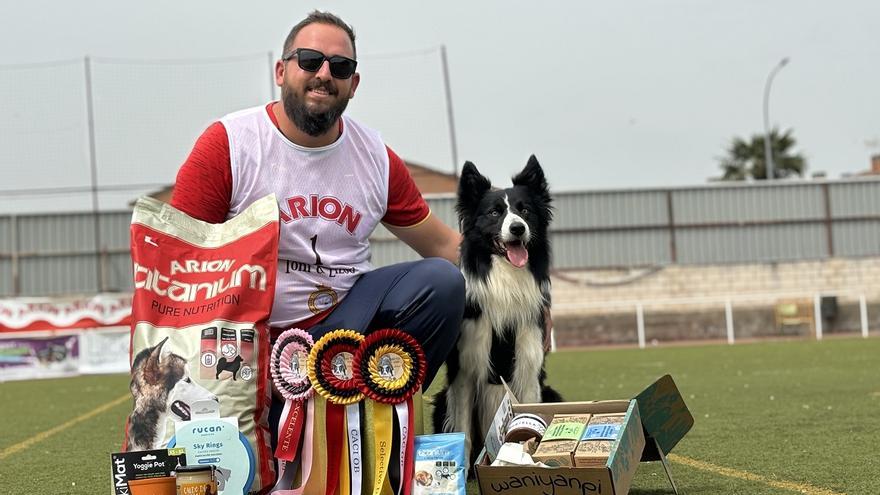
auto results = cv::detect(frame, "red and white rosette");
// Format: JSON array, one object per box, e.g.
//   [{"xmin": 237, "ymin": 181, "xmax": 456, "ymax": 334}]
[
  {"xmin": 353, "ymin": 329, "xmax": 426, "ymax": 495},
  {"xmin": 269, "ymin": 328, "xmax": 314, "ymax": 493}
]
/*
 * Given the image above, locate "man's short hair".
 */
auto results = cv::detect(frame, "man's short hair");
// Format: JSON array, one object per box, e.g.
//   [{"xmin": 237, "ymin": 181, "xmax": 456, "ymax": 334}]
[{"xmin": 282, "ymin": 10, "xmax": 357, "ymax": 59}]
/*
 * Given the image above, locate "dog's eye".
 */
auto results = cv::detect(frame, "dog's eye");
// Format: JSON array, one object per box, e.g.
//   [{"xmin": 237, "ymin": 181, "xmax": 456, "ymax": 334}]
[
  {"xmin": 184, "ymin": 377, "xmax": 192, "ymax": 383},
  {"xmin": 520, "ymin": 208, "xmax": 529, "ymax": 216},
  {"xmin": 489, "ymin": 209, "xmax": 501, "ymax": 217}
]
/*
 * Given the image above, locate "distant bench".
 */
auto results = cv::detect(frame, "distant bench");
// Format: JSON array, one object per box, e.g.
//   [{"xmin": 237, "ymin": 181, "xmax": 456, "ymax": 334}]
[{"xmin": 774, "ymin": 298, "xmax": 815, "ymax": 335}]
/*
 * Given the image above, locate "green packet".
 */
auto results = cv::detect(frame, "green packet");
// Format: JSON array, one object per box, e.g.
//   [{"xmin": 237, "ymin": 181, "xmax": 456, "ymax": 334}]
[{"xmin": 541, "ymin": 415, "xmax": 590, "ymax": 441}]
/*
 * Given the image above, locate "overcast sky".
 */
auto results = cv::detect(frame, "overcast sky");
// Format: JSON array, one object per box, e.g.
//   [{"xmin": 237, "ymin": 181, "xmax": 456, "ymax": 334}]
[{"xmin": 1, "ymin": 0, "xmax": 878, "ymax": 214}]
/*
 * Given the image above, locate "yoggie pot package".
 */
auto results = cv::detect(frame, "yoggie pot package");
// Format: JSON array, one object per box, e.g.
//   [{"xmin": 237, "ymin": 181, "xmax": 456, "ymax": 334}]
[{"xmin": 125, "ymin": 195, "xmax": 279, "ymax": 494}]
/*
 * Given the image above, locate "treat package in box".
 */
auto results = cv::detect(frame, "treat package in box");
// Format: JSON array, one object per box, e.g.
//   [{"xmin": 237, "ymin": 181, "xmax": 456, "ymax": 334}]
[
  {"xmin": 574, "ymin": 413, "xmax": 626, "ymax": 467},
  {"xmin": 412, "ymin": 433, "xmax": 466, "ymax": 495},
  {"xmin": 531, "ymin": 414, "xmax": 591, "ymax": 467}
]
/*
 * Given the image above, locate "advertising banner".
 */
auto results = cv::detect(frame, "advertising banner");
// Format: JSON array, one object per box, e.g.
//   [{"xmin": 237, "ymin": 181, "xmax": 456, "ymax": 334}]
[
  {"xmin": 0, "ymin": 293, "xmax": 131, "ymax": 332},
  {"xmin": 0, "ymin": 294, "xmax": 133, "ymax": 381},
  {"xmin": 0, "ymin": 333, "xmax": 80, "ymax": 381}
]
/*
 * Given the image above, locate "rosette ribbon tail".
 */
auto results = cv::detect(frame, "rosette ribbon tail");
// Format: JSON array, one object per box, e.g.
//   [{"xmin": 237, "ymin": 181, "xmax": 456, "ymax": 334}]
[
  {"xmin": 395, "ymin": 400, "xmax": 416, "ymax": 495},
  {"xmin": 324, "ymin": 401, "xmax": 345, "ymax": 495},
  {"xmin": 271, "ymin": 398, "xmax": 304, "ymax": 493},
  {"xmin": 353, "ymin": 329, "xmax": 427, "ymax": 495},
  {"xmin": 299, "ymin": 395, "xmax": 327, "ymax": 494},
  {"xmin": 345, "ymin": 402, "xmax": 362, "ymax": 495},
  {"xmin": 275, "ymin": 398, "xmax": 306, "ymax": 461},
  {"xmin": 370, "ymin": 400, "xmax": 395, "ymax": 495},
  {"xmin": 308, "ymin": 329, "xmax": 367, "ymax": 495}
]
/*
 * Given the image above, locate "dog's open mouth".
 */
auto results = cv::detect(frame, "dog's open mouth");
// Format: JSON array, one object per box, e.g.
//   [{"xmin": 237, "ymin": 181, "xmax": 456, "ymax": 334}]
[
  {"xmin": 170, "ymin": 400, "xmax": 191, "ymax": 421},
  {"xmin": 503, "ymin": 241, "xmax": 529, "ymax": 268}
]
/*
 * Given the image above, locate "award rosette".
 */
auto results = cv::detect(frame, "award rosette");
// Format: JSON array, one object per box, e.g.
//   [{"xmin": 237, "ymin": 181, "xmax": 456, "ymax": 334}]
[
  {"xmin": 307, "ymin": 329, "xmax": 365, "ymax": 495},
  {"xmin": 353, "ymin": 329, "xmax": 426, "ymax": 495},
  {"xmin": 269, "ymin": 328, "xmax": 314, "ymax": 493}
]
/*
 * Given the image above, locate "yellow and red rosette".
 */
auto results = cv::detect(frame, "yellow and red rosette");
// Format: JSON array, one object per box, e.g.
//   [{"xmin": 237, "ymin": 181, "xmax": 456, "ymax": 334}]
[
  {"xmin": 308, "ymin": 329, "xmax": 365, "ymax": 405},
  {"xmin": 353, "ymin": 329, "xmax": 426, "ymax": 495},
  {"xmin": 308, "ymin": 329, "xmax": 365, "ymax": 495}
]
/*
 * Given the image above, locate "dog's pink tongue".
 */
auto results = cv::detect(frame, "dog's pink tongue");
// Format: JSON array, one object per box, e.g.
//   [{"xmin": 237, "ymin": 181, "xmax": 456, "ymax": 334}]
[{"xmin": 505, "ymin": 243, "xmax": 529, "ymax": 268}]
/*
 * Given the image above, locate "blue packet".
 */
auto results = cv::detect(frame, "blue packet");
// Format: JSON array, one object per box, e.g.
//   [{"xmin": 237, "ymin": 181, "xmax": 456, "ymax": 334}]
[{"xmin": 413, "ymin": 433, "xmax": 466, "ymax": 495}]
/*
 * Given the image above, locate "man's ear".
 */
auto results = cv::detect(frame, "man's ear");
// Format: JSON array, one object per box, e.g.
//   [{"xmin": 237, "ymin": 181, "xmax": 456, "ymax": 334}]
[{"xmin": 275, "ymin": 59, "xmax": 286, "ymax": 87}]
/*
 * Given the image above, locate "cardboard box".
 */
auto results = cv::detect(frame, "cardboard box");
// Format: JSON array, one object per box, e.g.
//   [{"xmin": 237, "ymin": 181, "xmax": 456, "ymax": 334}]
[
  {"xmin": 474, "ymin": 375, "xmax": 693, "ymax": 495},
  {"xmin": 531, "ymin": 414, "xmax": 591, "ymax": 467}
]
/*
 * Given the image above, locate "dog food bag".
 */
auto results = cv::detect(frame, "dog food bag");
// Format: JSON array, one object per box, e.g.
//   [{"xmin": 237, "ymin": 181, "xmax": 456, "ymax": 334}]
[
  {"xmin": 413, "ymin": 433, "xmax": 466, "ymax": 495},
  {"xmin": 126, "ymin": 195, "xmax": 279, "ymax": 494}
]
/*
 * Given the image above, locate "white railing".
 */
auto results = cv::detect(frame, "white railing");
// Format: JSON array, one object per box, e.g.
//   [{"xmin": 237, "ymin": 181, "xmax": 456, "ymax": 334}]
[{"xmin": 553, "ymin": 290, "xmax": 874, "ymax": 348}]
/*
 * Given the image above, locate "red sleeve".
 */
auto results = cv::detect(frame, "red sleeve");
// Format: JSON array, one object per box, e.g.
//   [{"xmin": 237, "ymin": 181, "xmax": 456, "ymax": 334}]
[
  {"xmin": 382, "ymin": 146, "xmax": 431, "ymax": 227},
  {"xmin": 170, "ymin": 122, "xmax": 232, "ymax": 224}
]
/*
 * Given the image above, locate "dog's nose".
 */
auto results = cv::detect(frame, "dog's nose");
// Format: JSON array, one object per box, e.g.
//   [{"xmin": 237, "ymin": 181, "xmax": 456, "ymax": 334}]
[{"xmin": 510, "ymin": 223, "xmax": 526, "ymax": 236}]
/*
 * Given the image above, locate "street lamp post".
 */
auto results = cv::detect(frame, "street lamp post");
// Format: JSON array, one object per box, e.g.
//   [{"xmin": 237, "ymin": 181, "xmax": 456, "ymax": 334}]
[{"xmin": 763, "ymin": 57, "xmax": 789, "ymax": 180}]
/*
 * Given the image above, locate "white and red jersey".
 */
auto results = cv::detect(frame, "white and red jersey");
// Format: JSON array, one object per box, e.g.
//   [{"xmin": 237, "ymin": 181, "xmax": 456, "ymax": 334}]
[
  {"xmin": 223, "ymin": 105, "xmax": 390, "ymax": 327},
  {"xmin": 171, "ymin": 103, "xmax": 430, "ymax": 329}
]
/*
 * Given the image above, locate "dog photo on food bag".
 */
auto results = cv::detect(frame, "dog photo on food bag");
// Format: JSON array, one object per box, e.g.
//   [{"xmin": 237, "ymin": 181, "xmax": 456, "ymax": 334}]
[
  {"xmin": 433, "ymin": 155, "xmax": 562, "ymax": 465},
  {"xmin": 125, "ymin": 337, "xmax": 218, "ymax": 451}
]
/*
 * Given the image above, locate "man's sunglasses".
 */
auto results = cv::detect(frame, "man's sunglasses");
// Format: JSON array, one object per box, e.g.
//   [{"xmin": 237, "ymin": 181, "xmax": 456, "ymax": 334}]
[{"xmin": 282, "ymin": 48, "xmax": 358, "ymax": 80}]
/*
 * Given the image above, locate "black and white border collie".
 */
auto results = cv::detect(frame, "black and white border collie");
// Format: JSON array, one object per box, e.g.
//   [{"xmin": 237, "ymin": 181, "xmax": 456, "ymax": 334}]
[{"xmin": 433, "ymin": 155, "xmax": 562, "ymax": 466}]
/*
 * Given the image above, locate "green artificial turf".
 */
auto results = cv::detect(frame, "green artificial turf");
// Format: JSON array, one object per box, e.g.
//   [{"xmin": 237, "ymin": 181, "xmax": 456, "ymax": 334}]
[{"xmin": 1, "ymin": 337, "xmax": 877, "ymax": 494}]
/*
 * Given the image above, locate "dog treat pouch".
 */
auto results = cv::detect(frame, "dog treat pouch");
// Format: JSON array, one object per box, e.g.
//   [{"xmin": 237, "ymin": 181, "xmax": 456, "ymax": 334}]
[
  {"xmin": 413, "ymin": 433, "xmax": 467, "ymax": 495},
  {"xmin": 126, "ymin": 195, "xmax": 279, "ymax": 494}
]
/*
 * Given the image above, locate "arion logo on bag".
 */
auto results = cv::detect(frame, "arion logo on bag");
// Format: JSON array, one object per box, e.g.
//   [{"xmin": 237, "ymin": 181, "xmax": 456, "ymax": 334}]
[{"xmin": 133, "ymin": 259, "xmax": 269, "ymax": 302}]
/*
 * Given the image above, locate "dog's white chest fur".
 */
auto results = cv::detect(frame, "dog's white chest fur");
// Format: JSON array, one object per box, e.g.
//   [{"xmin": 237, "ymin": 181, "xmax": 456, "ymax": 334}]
[
  {"xmin": 465, "ymin": 257, "xmax": 543, "ymax": 331},
  {"xmin": 459, "ymin": 257, "xmax": 544, "ymax": 400},
  {"xmin": 448, "ymin": 257, "xmax": 546, "ymax": 454}
]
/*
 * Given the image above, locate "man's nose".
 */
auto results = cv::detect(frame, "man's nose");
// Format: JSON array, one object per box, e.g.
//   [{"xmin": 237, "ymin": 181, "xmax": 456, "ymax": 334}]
[{"xmin": 315, "ymin": 59, "xmax": 333, "ymax": 79}]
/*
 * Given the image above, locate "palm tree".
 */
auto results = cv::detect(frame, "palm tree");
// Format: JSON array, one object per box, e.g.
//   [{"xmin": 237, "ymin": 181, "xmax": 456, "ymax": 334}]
[{"xmin": 719, "ymin": 128, "xmax": 807, "ymax": 180}]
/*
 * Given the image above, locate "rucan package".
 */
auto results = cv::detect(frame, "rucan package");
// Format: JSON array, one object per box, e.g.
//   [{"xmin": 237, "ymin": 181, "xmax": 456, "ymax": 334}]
[{"xmin": 125, "ymin": 195, "xmax": 279, "ymax": 494}]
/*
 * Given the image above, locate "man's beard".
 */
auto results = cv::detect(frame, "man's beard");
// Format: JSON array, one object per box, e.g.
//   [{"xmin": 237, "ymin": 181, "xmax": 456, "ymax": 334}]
[{"xmin": 281, "ymin": 81, "xmax": 350, "ymax": 137}]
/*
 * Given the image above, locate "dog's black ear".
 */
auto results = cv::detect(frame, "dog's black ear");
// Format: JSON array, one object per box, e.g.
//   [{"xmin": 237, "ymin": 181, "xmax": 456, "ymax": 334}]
[
  {"xmin": 457, "ymin": 161, "xmax": 492, "ymax": 221},
  {"xmin": 512, "ymin": 155, "xmax": 551, "ymax": 204},
  {"xmin": 145, "ymin": 337, "xmax": 169, "ymax": 373}
]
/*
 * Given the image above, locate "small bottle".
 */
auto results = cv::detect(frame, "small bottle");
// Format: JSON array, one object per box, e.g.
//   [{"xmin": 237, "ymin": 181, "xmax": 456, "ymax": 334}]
[{"xmin": 175, "ymin": 465, "xmax": 217, "ymax": 495}]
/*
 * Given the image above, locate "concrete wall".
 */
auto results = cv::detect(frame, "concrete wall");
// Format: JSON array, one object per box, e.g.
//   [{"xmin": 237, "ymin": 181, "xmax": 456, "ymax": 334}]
[{"xmin": 550, "ymin": 256, "xmax": 880, "ymax": 347}]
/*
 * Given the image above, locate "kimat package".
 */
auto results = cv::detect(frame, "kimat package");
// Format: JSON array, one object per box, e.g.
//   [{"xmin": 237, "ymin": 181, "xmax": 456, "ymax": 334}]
[
  {"xmin": 413, "ymin": 433, "xmax": 467, "ymax": 495},
  {"xmin": 125, "ymin": 195, "xmax": 279, "ymax": 494},
  {"xmin": 110, "ymin": 448, "xmax": 187, "ymax": 495}
]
